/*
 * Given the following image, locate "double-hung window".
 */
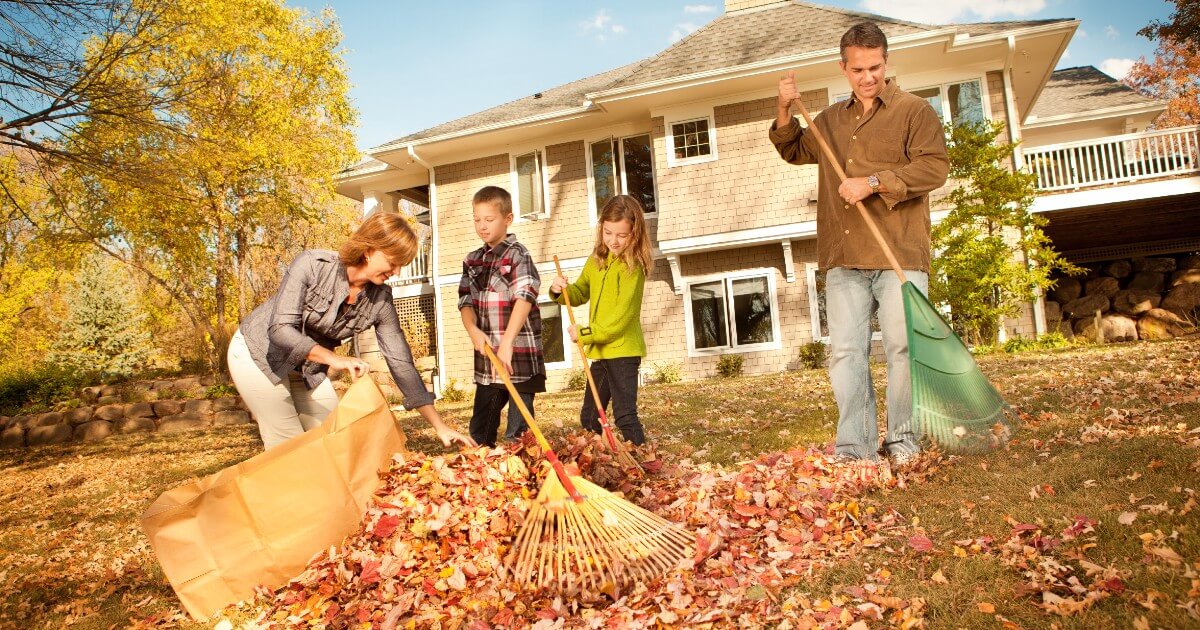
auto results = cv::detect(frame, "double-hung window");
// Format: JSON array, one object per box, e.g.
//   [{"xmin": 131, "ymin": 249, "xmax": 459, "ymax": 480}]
[
  {"xmin": 538, "ymin": 299, "xmax": 570, "ymax": 370},
  {"xmin": 589, "ymin": 134, "xmax": 657, "ymax": 215},
  {"xmin": 684, "ymin": 270, "xmax": 781, "ymax": 355},
  {"xmin": 665, "ymin": 115, "xmax": 717, "ymax": 167},
  {"xmin": 512, "ymin": 149, "xmax": 548, "ymax": 220},
  {"xmin": 911, "ymin": 79, "xmax": 987, "ymax": 128}
]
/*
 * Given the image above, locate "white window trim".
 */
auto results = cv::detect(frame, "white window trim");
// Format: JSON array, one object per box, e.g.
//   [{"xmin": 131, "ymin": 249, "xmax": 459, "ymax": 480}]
[
  {"xmin": 585, "ymin": 133, "xmax": 660, "ymax": 221},
  {"xmin": 509, "ymin": 146, "xmax": 551, "ymax": 222},
  {"xmin": 804, "ymin": 262, "xmax": 882, "ymax": 344},
  {"xmin": 682, "ymin": 268, "xmax": 783, "ymax": 358},
  {"xmin": 664, "ymin": 113, "xmax": 718, "ymax": 168},
  {"xmin": 539, "ymin": 298, "xmax": 572, "ymax": 371},
  {"xmin": 910, "ymin": 76, "xmax": 992, "ymax": 126}
]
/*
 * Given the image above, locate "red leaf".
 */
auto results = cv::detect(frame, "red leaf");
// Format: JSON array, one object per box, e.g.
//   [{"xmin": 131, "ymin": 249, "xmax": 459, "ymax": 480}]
[
  {"xmin": 373, "ymin": 514, "xmax": 401, "ymax": 539},
  {"xmin": 734, "ymin": 503, "xmax": 766, "ymax": 517},
  {"xmin": 359, "ymin": 559, "xmax": 381, "ymax": 584},
  {"xmin": 908, "ymin": 535, "xmax": 934, "ymax": 552}
]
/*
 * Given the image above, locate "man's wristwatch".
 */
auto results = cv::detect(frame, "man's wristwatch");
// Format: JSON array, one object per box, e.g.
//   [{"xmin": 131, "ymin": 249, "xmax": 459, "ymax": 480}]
[{"xmin": 866, "ymin": 174, "xmax": 880, "ymax": 194}]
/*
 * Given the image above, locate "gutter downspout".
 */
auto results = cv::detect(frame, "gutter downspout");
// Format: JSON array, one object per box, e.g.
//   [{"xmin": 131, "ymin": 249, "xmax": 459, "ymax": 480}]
[
  {"xmin": 1005, "ymin": 35, "xmax": 1048, "ymax": 338},
  {"xmin": 408, "ymin": 145, "xmax": 446, "ymax": 397}
]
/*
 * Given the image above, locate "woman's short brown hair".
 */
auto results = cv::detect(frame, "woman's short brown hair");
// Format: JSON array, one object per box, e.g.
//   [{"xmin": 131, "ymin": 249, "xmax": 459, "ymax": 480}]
[{"xmin": 339, "ymin": 211, "xmax": 419, "ymax": 267}]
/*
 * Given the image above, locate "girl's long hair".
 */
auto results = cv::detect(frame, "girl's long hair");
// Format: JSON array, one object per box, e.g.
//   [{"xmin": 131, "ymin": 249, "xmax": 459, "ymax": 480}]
[{"xmin": 592, "ymin": 195, "xmax": 652, "ymax": 273}]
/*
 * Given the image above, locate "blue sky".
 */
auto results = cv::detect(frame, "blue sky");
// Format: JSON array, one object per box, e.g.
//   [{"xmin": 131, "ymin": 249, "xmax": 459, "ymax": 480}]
[{"xmin": 289, "ymin": 1, "xmax": 1175, "ymax": 151}]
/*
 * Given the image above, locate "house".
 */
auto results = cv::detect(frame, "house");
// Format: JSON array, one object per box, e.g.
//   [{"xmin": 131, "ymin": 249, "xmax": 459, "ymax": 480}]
[{"xmin": 336, "ymin": 0, "xmax": 1197, "ymax": 394}]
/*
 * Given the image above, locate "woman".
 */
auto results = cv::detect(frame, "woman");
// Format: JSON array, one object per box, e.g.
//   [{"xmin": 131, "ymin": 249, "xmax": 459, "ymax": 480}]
[{"xmin": 227, "ymin": 212, "xmax": 476, "ymax": 450}]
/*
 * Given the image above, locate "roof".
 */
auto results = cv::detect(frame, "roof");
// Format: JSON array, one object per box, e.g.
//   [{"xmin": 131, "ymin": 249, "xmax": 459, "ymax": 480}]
[
  {"xmin": 603, "ymin": 2, "xmax": 935, "ymax": 90},
  {"xmin": 1028, "ymin": 66, "xmax": 1162, "ymax": 120},
  {"xmin": 369, "ymin": 1, "xmax": 1074, "ymax": 152},
  {"xmin": 954, "ymin": 19, "xmax": 1065, "ymax": 37},
  {"xmin": 371, "ymin": 62, "xmax": 643, "ymax": 152}
]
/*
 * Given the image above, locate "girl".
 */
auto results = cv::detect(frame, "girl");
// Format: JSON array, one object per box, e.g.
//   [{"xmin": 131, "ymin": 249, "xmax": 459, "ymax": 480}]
[{"xmin": 549, "ymin": 195, "xmax": 652, "ymax": 445}]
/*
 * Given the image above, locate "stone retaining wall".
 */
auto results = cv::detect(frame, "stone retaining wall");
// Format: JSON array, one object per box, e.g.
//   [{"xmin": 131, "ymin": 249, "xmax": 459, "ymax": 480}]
[{"xmin": 0, "ymin": 375, "xmax": 252, "ymax": 449}]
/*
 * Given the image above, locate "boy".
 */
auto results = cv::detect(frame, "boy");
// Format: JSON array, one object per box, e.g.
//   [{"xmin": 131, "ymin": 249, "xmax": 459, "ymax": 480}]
[{"xmin": 458, "ymin": 186, "xmax": 546, "ymax": 446}]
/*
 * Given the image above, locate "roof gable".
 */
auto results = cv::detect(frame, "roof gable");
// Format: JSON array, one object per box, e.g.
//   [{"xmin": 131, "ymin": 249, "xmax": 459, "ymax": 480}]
[{"xmin": 1029, "ymin": 66, "xmax": 1162, "ymax": 120}]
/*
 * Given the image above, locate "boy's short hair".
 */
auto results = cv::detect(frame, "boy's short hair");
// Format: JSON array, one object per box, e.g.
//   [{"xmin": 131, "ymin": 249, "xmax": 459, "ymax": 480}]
[
  {"xmin": 472, "ymin": 186, "xmax": 513, "ymax": 217},
  {"xmin": 840, "ymin": 21, "xmax": 888, "ymax": 61}
]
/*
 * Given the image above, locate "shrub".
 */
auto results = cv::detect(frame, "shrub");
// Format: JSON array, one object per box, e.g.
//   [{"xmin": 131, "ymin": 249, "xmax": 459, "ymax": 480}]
[
  {"xmin": 797, "ymin": 341, "xmax": 827, "ymax": 370},
  {"xmin": 0, "ymin": 363, "xmax": 90, "ymax": 415},
  {"xmin": 205, "ymin": 383, "xmax": 239, "ymax": 399},
  {"xmin": 716, "ymin": 354, "xmax": 744, "ymax": 378},
  {"xmin": 566, "ymin": 368, "xmax": 587, "ymax": 391},
  {"xmin": 652, "ymin": 360, "xmax": 683, "ymax": 384},
  {"xmin": 1001, "ymin": 332, "xmax": 1072, "ymax": 354},
  {"xmin": 441, "ymin": 377, "xmax": 468, "ymax": 403}
]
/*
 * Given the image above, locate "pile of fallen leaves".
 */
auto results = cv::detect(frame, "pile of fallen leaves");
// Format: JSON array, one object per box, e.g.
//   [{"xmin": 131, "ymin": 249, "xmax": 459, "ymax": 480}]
[{"xmin": 229, "ymin": 433, "xmax": 926, "ymax": 628}]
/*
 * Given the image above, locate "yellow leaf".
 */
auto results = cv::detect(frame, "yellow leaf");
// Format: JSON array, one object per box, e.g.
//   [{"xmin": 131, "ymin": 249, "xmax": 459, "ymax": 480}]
[
  {"xmin": 953, "ymin": 546, "xmax": 968, "ymax": 558},
  {"xmin": 977, "ymin": 602, "xmax": 996, "ymax": 613},
  {"xmin": 931, "ymin": 569, "xmax": 949, "ymax": 584}
]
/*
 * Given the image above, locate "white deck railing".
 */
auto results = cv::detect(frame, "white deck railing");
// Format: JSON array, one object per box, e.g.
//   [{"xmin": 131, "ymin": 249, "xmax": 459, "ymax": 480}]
[
  {"xmin": 1023, "ymin": 125, "xmax": 1200, "ymax": 192},
  {"xmin": 386, "ymin": 252, "xmax": 430, "ymax": 286}
]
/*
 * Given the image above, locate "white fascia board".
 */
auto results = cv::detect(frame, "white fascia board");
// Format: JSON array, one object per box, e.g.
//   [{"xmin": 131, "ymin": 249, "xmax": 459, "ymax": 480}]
[
  {"xmin": 1031, "ymin": 176, "xmax": 1200, "ymax": 213},
  {"xmin": 368, "ymin": 105, "xmax": 602, "ymax": 156},
  {"xmin": 1023, "ymin": 103, "xmax": 1167, "ymax": 129},
  {"xmin": 585, "ymin": 29, "xmax": 957, "ymax": 104},
  {"xmin": 658, "ymin": 221, "xmax": 816, "ymax": 255},
  {"xmin": 944, "ymin": 20, "xmax": 1079, "ymax": 52}
]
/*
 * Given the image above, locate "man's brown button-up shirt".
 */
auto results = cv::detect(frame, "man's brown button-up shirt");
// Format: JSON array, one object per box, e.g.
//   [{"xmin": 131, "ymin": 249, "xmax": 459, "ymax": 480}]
[{"xmin": 769, "ymin": 79, "xmax": 949, "ymax": 273}]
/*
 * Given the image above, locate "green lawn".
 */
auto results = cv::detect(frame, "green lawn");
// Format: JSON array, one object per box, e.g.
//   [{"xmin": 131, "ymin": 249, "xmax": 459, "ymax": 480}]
[{"xmin": 1, "ymin": 338, "xmax": 1196, "ymax": 628}]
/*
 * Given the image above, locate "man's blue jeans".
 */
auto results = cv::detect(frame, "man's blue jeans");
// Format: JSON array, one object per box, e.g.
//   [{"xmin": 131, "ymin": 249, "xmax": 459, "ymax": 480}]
[{"xmin": 825, "ymin": 267, "xmax": 928, "ymax": 461}]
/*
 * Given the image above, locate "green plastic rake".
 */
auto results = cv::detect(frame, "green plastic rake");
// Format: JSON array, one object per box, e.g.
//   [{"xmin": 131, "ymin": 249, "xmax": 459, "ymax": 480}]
[{"xmin": 791, "ymin": 99, "xmax": 1015, "ymax": 454}]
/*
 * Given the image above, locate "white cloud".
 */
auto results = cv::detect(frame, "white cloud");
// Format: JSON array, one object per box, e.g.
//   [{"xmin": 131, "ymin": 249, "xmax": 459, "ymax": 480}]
[
  {"xmin": 683, "ymin": 4, "xmax": 717, "ymax": 13},
  {"xmin": 857, "ymin": 0, "xmax": 1044, "ymax": 24},
  {"xmin": 669, "ymin": 21, "xmax": 701, "ymax": 43},
  {"xmin": 581, "ymin": 9, "xmax": 626, "ymax": 41},
  {"xmin": 1076, "ymin": 28, "xmax": 1087, "ymax": 38},
  {"xmin": 1099, "ymin": 58, "xmax": 1135, "ymax": 80},
  {"xmin": 1061, "ymin": 47, "xmax": 1071, "ymax": 60},
  {"xmin": 1105, "ymin": 25, "xmax": 1119, "ymax": 39}
]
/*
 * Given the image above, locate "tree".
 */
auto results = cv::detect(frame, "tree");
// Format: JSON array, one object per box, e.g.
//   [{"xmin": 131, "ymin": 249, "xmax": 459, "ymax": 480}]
[
  {"xmin": 931, "ymin": 120, "xmax": 1080, "ymax": 346},
  {"xmin": 50, "ymin": 252, "xmax": 152, "ymax": 380},
  {"xmin": 1138, "ymin": 0, "xmax": 1200, "ymax": 51},
  {"xmin": 1125, "ymin": 38, "xmax": 1200, "ymax": 127},
  {"xmin": 51, "ymin": 0, "xmax": 357, "ymax": 369},
  {"xmin": 0, "ymin": 0, "xmax": 189, "ymax": 164}
]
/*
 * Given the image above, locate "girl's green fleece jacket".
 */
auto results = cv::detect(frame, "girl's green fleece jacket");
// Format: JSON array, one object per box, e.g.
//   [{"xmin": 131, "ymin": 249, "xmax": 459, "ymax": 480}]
[{"xmin": 551, "ymin": 254, "xmax": 646, "ymax": 360}]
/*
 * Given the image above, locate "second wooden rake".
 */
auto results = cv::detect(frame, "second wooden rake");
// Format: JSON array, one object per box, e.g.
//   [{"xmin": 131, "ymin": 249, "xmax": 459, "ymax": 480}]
[{"xmin": 483, "ymin": 345, "xmax": 692, "ymax": 596}]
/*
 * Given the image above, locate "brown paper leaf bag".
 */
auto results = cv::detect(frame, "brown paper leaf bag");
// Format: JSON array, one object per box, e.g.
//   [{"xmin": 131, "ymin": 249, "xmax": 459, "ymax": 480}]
[{"xmin": 141, "ymin": 377, "xmax": 406, "ymax": 619}]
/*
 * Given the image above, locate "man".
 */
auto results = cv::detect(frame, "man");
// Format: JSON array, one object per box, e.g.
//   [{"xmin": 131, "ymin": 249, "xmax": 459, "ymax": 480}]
[{"xmin": 769, "ymin": 21, "xmax": 949, "ymax": 471}]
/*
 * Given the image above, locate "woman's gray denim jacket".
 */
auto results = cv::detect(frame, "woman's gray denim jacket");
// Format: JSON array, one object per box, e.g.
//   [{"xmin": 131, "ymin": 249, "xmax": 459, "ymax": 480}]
[{"xmin": 238, "ymin": 249, "xmax": 434, "ymax": 409}]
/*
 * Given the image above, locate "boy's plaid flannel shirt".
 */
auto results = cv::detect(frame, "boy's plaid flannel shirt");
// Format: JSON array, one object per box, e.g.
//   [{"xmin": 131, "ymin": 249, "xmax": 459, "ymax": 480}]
[{"xmin": 458, "ymin": 234, "xmax": 544, "ymax": 385}]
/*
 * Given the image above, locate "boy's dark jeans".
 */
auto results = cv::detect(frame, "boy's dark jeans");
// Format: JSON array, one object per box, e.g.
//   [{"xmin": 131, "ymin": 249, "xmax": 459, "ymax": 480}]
[
  {"xmin": 470, "ymin": 386, "xmax": 533, "ymax": 447},
  {"xmin": 579, "ymin": 356, "xmax": 645, "ymax": 445}
]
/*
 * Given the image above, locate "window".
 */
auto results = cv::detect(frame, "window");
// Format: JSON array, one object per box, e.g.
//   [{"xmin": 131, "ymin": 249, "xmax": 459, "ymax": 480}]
[
  {"xmin": 512, "ymin": 150, "xmax": 546, "ymax": 219},
  {"xmin": 804, "ymin": 263, "xmax": 881, "ymax": 343},
  {"xmin": 913, "ymin": 79, "xmax": 987, "ymax": 128},
  {"xmin": 684, "ymin": 271, "xmax": 781, "ymax": 355},
  {"xmin": 539, "ymin": 300, "xmax": 570, "ymax": 369},
  {"xmin": 589, "ymin": 134, "xmax": 657, "ymax": 215},
  {"xmin": 665, "ymin": 115, "xmax": 717, "ymax": 167}
]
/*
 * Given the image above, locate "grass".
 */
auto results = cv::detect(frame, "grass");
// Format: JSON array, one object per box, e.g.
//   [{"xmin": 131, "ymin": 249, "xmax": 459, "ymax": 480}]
[{"xmin": 1, "ymin": 338, "xmax": 1197, "ymax": 629}]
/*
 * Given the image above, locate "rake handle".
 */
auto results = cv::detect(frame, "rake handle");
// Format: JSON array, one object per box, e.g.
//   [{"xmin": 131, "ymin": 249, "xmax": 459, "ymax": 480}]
[
  {"xmin": 790, "ymin": 99, "xmax": 908, "ymax": 284},
  {"xmin": 552, "ymin": 256, "xmax": 623, "ymax": 452},
  {"xmin": 481, "ymin": 344, "xmax": 584, "ymax": 503}
]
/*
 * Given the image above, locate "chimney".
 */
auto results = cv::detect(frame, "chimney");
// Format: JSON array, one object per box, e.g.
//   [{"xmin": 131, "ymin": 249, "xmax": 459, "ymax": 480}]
[{"xmin": 725, "ymin": 0, "xmax": 790, "ymax": 13}]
